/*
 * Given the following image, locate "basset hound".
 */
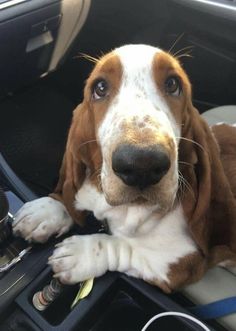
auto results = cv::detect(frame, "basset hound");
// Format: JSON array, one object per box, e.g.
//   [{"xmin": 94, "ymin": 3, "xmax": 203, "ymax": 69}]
[{"xmin": 13, "ymin": 44, "xmax": 236, "ymax": 292}]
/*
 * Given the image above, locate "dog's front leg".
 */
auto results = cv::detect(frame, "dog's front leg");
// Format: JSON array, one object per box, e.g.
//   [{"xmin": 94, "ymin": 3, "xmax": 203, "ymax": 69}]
[
  {"xmin": 48, "ymin": 233, "xmax": 172, "ymax": 291},
  {"xmin": 12, "ymin": 197, "xmax": 73, "ymax": 243},
  {"xmin": 48, "ymin": 234, "xmax": 133, "ymax": 283}
]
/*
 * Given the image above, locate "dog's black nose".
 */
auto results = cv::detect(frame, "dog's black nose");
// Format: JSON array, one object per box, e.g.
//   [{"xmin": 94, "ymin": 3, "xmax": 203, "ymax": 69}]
[{"xmin": 112, "ymin": 144, "xmax": 170, "ymax": 189}]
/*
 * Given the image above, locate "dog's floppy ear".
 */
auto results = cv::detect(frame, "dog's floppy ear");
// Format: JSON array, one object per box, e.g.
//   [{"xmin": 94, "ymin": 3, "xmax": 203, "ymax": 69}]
[
  {"xmin": 50, "ymin": 102, "xmax": 101, "ymax": 226},
  {"xmin": 179, "ymin": 101, "xmax": 236, "ymax": 264},
  {"xmin": 212, "ymin": 123, "xmax": 236, "ymax": 199}
]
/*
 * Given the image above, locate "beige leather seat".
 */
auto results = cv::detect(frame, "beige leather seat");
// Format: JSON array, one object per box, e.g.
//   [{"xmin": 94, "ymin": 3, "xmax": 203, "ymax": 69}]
[
  {"xmin": 201, "ymin": 105, "xmax": 236, "ymax": 126},
  {"xmin": 183, "ymin": 105, "xmax": 236, "ymax": 331}
]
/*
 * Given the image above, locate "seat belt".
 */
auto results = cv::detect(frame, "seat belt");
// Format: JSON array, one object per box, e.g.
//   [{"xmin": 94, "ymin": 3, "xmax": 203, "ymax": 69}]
[{"xmin": 190, "ymin": 296, "xmax": 236, "ymax": 320}]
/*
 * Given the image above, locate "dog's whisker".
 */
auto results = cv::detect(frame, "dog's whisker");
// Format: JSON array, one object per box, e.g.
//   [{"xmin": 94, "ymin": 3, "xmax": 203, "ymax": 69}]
[
  {"xmin": 173, "ymin": 45, "xmax": 194, "ymax": 58},
  {"xmin": 99, "ymin": 50, "xmax": 106, "ymax": 58},
  {"xmin": 178, "ymin": 161, "xmax": 194, "ymax": 167},
  {"xmin": 74, "ymin": 53, "xmax": 100, "ymax": 63},
  {"xmin": 78, "ymin": 139, "xmax": 97, "ymax": 149},
  {"xmin": 177, "ymin": 172, "xmax": 186, "ymax": 200},
  {"xmin": 97, "ymin": 174, "xmax": 102, "ymax": 186},
  {"xmin": 168, "ymin": 32, "xmax": 185, "ymax": 54},
  {"xmin": 176, "ymin": 136, "xmax": 206, "ymax": 153},
  {"xmin": 92, "ymin": 167, "xmax": 102, "ymax": 176},
  {"xmin": 178, "ymin": 170, "xmax": 196, "ymax": 201},
  {"xmin": 176, "ymin": 53, "xmax": 193, "ymax": 60},
  {"xmin": 89, "ymin": 167, "xmax": 103, "ymax": 190}
]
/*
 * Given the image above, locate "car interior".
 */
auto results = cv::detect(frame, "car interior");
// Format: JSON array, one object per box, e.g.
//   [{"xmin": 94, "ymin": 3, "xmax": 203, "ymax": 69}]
[{"xmin": 0, "ymin": 0, "xmax": 236, "ymax": 330}]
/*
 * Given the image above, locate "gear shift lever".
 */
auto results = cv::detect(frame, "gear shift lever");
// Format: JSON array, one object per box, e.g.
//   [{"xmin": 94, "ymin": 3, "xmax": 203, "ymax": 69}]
[{"xmin": 0, "ymin": 188, "xmax": 31, "ymax": 273}]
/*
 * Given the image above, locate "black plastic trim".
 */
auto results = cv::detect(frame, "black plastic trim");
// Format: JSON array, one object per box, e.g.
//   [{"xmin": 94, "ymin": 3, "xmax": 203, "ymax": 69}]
[
  {"xmin": 171, "ymin": 0, "xmax": 236, "ymax": 21},
  {"xmin": 0, "ymin": 0, "xmax": 61, "ymax": 23},
  {"xmin": 0, "ymin": 153, "xmax": 38, "ymax": 201}
]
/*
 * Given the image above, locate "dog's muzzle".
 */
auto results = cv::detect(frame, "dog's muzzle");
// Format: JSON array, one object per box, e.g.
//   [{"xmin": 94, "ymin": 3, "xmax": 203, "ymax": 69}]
[{"xmin": 112, "ymin": 144, "xmax": 170, "ymax": 190}]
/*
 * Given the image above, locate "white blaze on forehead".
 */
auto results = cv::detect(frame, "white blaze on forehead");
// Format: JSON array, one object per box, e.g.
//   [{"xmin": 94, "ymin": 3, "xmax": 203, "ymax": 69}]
[
  {"xmin": 114, "ymin": 44, "xmax": 161, "ymax": 75},
  {"xmin": 114, "ymin": 44, "xmax": 178, "ymax": 125},
  {"xmin": 98, "ymin": 44, "xmax": 180, "ymax": 145},
  {"xmin": 114, "ymin": 44, "xmax": 162, "ymax": 102}
]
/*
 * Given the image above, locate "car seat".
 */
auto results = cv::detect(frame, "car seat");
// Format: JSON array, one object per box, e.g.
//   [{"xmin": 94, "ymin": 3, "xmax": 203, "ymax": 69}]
[{"xmin": 183, "ymin": 105, "xmax": 236, "ymax": 331}]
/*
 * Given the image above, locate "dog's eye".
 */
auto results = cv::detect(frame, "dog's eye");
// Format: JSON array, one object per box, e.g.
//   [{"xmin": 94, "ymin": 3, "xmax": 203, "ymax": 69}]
[
  {"xmin": 92, "ymin": 80, "xmax": 109, "ymax": 100},
  {"xmin": 165, "ymin": 76, "xmax": 182, "ymax": 96}
]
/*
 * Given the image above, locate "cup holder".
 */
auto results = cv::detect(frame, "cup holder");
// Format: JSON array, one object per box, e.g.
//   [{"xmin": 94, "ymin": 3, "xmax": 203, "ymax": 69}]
[
  {"xmin": 90, "ymin": 291, "xmax": 150, "ymax": 331},
  {"xmin": 38, "ymin": 281, "xmax": 80, "ymax": 325},
  {"xmin": 15, "ymin": 267, "xmax": 213, "ymax": 331},
  {"xmin": 16, "ymin": 268, "xmax": 119, "ymax": 331}
]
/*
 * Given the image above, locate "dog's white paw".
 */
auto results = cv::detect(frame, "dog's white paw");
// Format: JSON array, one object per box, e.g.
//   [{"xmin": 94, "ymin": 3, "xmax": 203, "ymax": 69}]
[
  {"xmin": 12, "ymin": 197, "xmax": 73, "ymax": 243},
  {"xmin": 48, "ymin": 235, "xmax": 108, "ymax": 284}
]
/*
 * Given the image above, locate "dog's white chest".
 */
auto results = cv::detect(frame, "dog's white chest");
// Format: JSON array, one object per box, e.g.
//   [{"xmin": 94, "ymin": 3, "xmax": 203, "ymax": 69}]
[
  {"xmin": 74, "ymin": 180, "xmax": 197, "ymax": 283},
  {"xmin": 75, "ymin": 180, "xmax": 195, "ymax": 241}
]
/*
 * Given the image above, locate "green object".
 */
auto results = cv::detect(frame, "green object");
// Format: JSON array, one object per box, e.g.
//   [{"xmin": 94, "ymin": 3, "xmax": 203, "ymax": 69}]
[{"xmin": 71, "ymin": 278, "xmax": 94, "ymax": 309}]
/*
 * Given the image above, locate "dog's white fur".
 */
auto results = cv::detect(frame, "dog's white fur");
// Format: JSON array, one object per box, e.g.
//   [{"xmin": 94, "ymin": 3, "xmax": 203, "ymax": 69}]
[
  {"xmin": 13, "ymin": 197, "xmax": 73, "ymax": 242},
  {"xmin": 13, "ymin": 45, "xmax": 197, "ymax": 286}
]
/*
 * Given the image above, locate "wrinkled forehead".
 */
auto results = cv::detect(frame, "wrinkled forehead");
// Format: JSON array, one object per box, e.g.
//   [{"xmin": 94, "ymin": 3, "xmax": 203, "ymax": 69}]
[
  {"xmin": 92, "ymin": 45, "xmax": 162, "ymax": 82},
  {"xmin": 114, "ymin": 44, "xmax": 161, "ymax": 78},
  {"xmin": 90, "ymin": 44, "xmax": 183, "ymax": 90}
]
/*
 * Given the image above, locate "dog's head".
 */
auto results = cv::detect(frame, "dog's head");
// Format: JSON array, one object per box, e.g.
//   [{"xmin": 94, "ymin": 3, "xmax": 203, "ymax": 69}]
[{"xmin": 65, "ymin": 45, "xmax": 193, "ymax": 214}]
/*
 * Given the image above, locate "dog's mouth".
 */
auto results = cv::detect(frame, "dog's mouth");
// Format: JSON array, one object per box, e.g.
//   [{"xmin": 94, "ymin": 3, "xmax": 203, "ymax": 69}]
[
  {"xmin": 119, "ymin": 194, "xmax": 152, "ymax": 206},
  {"xmin": 129, "ymin": 195, "xmax": 166, "ymax": 208},
  {"xmin": 101, "ymin": 166, "xmax": 178, "ymax": 213},
  {"xmin": 103, "ymin": 182, "xmax": 175, "ymax": 208},
  {"xmin": 131, "ymin": 196, "xmax": 148, "ymax": 204}
]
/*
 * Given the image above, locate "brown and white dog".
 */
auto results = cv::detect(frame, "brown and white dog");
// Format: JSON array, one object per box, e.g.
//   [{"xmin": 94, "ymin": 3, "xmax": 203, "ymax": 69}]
[{"xmin": 13, "ymin": 45, "xmax": 236, "ymax": 292}]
